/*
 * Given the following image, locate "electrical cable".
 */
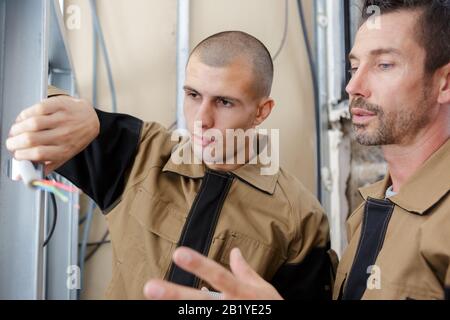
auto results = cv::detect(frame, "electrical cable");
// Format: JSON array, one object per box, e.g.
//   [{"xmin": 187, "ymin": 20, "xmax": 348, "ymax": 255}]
[
  {"xmin": 86, "ymin": 239, "xmax": 111, "ymax": 247},
  {"xmin": 297, "ymin": 0, "xmax": 322, "ymax": 202},
  {"xmin": 78, "ymin": 199, "xmax": 95, "ymax": 299},
  {"xmin": 92, "ymin": 13, "xmax": 99, "ymax": 112},
  {"xmin": 83, "ymin": 230, "xmax": 110, "ymax": 262},
  {"xmin": 78, "ymin": 2, "xmax": 100, "ymax": 296},
  {"xmin": 272, "ymin": 0, "xmax": 289, "ymax": 62},
  {"xmin": 77, "ymin": 2, "xmax": 119, "ymax": 299},
  {"xmin": 32, "ymin": 179, "xmax": 78, "ymax": 202},
  {"xmin": 168, "ymin": 121, "xmax": 177, "ymax": 131},
  {"xmin": 33, "ymin": 182, "xmax": 68, "ymax": 202},
  {"xmin": 89, "ymin": 0, "xmax": 117, "ymax": 113},
  {"xmin": 43, "ymin": 193, "xmax": 57, "ymax": 247},
  {"xmin": 343, "ymin": 0, "xmax": 353, "ymax": 92},
  {"xmin": 78, "ymin": 214, "xmax": 88, "ymax": 225}
]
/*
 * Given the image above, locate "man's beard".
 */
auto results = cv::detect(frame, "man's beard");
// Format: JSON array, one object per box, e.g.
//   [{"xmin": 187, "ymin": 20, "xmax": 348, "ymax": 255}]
[{"xmin": 349, "ymin": 91, "xmax": 431, "ymax": 146}]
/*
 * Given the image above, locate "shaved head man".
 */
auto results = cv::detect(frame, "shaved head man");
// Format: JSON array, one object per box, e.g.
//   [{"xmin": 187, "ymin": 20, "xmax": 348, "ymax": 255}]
[
  {"xmin": 191, "ymin": 31, "xmax": 274, "ymax": 98},
  {"xmin": 7, "ymin": 31, "xmax": 334, "ymax": 300}
]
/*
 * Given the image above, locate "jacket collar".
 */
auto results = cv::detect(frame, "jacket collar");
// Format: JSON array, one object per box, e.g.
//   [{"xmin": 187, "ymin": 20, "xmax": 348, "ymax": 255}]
[
  {"xmin": 162, "ymin": 137, "xmax": 279, "ymax": 195},
  {"xmin": 359, "ymin": 139, "xmax": 450, "ymax": 215},
  {"xmin": 231, "ymin": 159, "xmax": 279, "ymax": 195}
]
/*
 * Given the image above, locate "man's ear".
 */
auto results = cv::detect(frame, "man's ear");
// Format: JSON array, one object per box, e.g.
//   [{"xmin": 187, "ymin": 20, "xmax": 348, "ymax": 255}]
[
  {"xmin": 253, "ymin": 98, "xmax": 275, "ymax": 127},
  {"xmin": 437, "ymin": 62, "xmax": 450, "ymax": 105}
]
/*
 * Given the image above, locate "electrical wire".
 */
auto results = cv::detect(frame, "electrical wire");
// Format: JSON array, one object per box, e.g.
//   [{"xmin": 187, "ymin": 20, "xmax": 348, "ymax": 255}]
[
  {"xmin": 77, "ymin": 1, "xmax": 119, "ymax": 299},
  {"xmin": 31, "ymin": 176, "xmax": 78, "ymax": 246},
  {"xmin": 92, "ymin": 14, "xmax": 99, "ymax": 112},
  {"xmin": 86, "ymin": 239, "xmax": 111, "ymax": 247},
  {"xmin": 297, "ymin": 0, "xmax": 322, "ymax": 202},
  {"xmin": 83, "ymin": 230, "xmax": 110, "ymax": 262},
  {"xmin": 89, "ymin": 0, "xmax": 117, "ymax": 113},
  {"xmin": 168, "ymin": 121, "xmax": 177, "ymax": 131},
  {"xmin": 43, "ymin": 193, "xmax": 57, "ymax": 247},
  {"xmin": 272, "ymin": 0, "xmax": 289, "ymax": 62},
  {"xmin": 343, "ymin": 0, "xmax": 353, "ymax": 92},
  {"xmin": 34, "ymin": 179, "xmax": 78, "ymax": 193},
  {"xmin": 78, "ymin": 214, "xmax": 88, "ymax": 225},
  {"xmin": 32, "ymin": 179, "xmax": 78, "ymax": 203},
  {"xmin": 78, "ymin": 199, "xmax": 95, "ymax": 299},
  {"xmin": 33, "ymin": 182, "xmax": 68, "ymax": 202}
]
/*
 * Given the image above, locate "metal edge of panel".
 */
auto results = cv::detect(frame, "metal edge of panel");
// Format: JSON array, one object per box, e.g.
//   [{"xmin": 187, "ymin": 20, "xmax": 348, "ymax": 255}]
[
  {"xmin": 45, "ymin": 0, "xmax": 79, "ymax": 300},
  {"xmin": 314, "ymin": 0, "xmax": 331, "ymax": 215},
  {"xmin": 176, "ymin": 0, "xmax": 189, "ymax": 130},
  {"xmin": 33, "ymin": 0, "xmax": 50, "ymax": 300},
  {"xmin": 0, "ymin": 1, "xmax": 5, "ymax": 142},
  {"xmin": 49, "ymin": 0, "xmax": 78, "ymax": 94},
  {"xmin": 0, "ymin": 0, "xmax": 49, "ymax": 300}
]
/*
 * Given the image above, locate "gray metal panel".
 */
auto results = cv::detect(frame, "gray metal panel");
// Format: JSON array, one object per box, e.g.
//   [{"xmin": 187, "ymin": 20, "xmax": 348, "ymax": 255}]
[
  {"xmin": 314, "ymin": 0, "xmax": 331, "ymax": 214},
  {"xmin": 314, "ymin": 0, "xmax": 351, "ymax": 256},
  {"xmin": 349, "ymin": 0, "xmax": 362, "ymax": 46},
  {"xmin": 45, "ymin": 0, "xmax": 79, "ymax": 300},
  {"xmin": 48, "ymin": 0, "xmax": 76, "ymax": 94},
  {"xmin": 176, "ymin": 0, "xmax": 189, "ymax": 130},
  {"xmin": 0, "ymin": 0, "xmax": 49, "ymax": 299},
  {"xmin": 45, "ymin": 179, "xmax": 79, "ymax": 300}
]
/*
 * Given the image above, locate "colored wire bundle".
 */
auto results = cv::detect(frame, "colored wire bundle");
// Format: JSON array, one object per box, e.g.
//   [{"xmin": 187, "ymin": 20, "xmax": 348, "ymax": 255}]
[
  {"xmin": 31, "ymin": 179, "xmax": 79, "ymax": 203},
  {"xmin": 29, "ymin": 178, "xmax": 78, "ymax": 247}
]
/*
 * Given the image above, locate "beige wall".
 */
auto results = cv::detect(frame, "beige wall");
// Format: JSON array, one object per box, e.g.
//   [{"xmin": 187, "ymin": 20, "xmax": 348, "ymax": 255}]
[{"xmin": 65, "ymin": 0, "xmax": 317, "ymax": 299}]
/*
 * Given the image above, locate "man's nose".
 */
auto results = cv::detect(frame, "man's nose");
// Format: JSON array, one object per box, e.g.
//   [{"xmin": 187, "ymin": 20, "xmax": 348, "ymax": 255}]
[
  {"xmin": 346, "ymin": 68, "xmax": 371, "ymax": 99},
  {"xmin": 196, "ymin": 100, "xmax": 214, "ymax": 129}
]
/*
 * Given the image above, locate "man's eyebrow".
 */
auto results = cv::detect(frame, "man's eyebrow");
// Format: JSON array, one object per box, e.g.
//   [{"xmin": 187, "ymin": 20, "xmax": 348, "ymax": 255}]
[
  {"xmin": 183, "ymin": 85, "xmax": 199, "ymax": 93},
  {"xmin": 183, "ymin": 85, "xmax": 242, "ymax": 104},
  {"xmin": 369, "ymin": 48, "xmax": 402, "ymax": 57},
  {"xmin": 348, "ymin": 52, "xmax": 358, "ymax": 61},
  {"xmin": 349, "ymin": 48, "xmax": 402, "ymax": 61}
]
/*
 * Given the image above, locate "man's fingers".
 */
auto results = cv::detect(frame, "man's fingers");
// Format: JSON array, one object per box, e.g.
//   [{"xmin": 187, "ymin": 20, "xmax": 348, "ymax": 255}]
[
  {"xmin": 229, "ymin": 248, "xmax": 261, "ymax": 283},
  {"xmin": 6, "ymin": 127, "xmax": 69, "ymax": 152},
  {"xmin": 7, "ymin": 131, "xmax": 50, "ymax": 151},
  {"xmin": 9, "ymin": 112, "xmax": 62, "ymax": 137},
  {"xmin": 44, "ymin": 161, "xmax": 63, "ymax": 176},
  {"xmin": 172, "ymin": 247, "xmax": 241, "ymax": 296},
  {"xmin": 230, "ymin": 248, "xmax": 283, "ymax": 300},
  {"xmin": 13, "ymin": 146, "xmax": 63, "ymax": 162},
  {"xmin": 16, "ymin": 98, "xmax": 64, "ymax": 122},
  {"xmin": 144, "ymin": 279, "xmax": 214, "ymax": 300}
]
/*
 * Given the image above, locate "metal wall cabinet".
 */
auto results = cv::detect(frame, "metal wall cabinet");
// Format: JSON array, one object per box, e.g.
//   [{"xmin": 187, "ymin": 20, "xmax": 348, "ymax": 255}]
[
  {"xmin": 0, "ymin": 0, "xmax": 79, "ymax": 300},
  {"xmin": 314, "ymin": 0, "xmax": 357, "ymax": 257}
]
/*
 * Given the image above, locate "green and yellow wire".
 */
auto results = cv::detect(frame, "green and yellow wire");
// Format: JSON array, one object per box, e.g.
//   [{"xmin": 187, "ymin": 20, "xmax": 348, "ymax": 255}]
[{"xmin": 31, "ymin": 179, "xmax": 79, "ymax": 203}]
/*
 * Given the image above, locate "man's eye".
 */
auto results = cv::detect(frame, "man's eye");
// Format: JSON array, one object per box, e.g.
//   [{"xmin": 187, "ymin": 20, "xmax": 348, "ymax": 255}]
[
  {"xmin": 378, "ymin": 63, "xmax": 393, "ymax": 71},
  {"xmin": 218, "ymin": 98, "xmax": 233, "ymax": 107},
  {"xmin": 348, "ymin": 67, "xmax": 358, "ymax": 76},
  {"xmin": 187, "ymin": 92, "xmax": 198, "ymax": 98}
]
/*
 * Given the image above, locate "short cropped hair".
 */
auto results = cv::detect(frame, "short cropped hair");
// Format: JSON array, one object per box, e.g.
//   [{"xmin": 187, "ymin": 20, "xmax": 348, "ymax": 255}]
[
  {"xmin": 361, "ymin": 0, "xmax": 450, "ymax": 74},
  {"xmin": 190, "ymin": 31, "xmax": 274, "ymax": 98}
]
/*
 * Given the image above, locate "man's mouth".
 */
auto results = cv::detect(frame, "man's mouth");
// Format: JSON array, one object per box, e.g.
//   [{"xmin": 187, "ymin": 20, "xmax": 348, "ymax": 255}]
[
  {"xmin": 193, "ymin": 134, "xmax": 214, "ymax": 147},
  {"xmin": 351, "ymin": 107, "xmax": 377, "ymax": 125}
]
